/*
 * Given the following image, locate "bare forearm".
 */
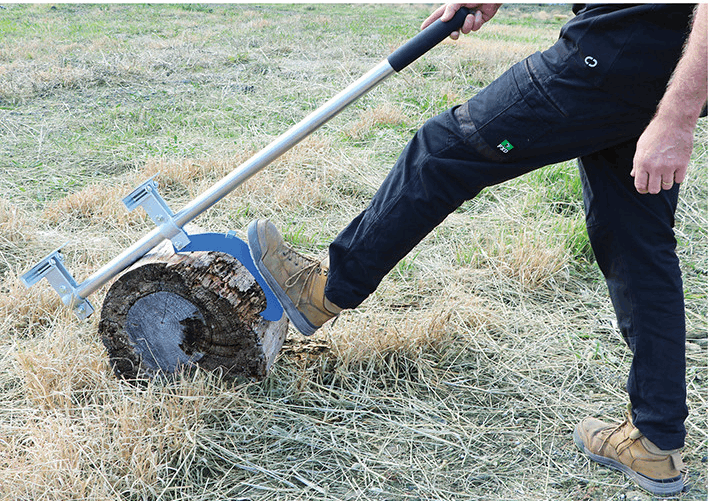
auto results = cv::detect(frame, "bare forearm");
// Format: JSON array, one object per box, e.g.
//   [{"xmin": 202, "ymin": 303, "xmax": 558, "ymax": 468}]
[{"xmin": 655, "ymin": 3, "xmax": 708, "ymax": 129}]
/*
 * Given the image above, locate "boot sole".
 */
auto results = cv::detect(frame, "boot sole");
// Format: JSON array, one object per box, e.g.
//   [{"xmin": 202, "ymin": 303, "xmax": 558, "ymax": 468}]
[
  {"xmin": 572, "ymin": 426, "xmax": 685, "ymax": 496},
  {"xmin": 247, "ymin": 221, "xmax": 317, "ymax": 336}
]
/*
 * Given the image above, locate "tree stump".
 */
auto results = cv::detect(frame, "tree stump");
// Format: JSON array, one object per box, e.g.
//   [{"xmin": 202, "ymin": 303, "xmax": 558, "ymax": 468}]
[{"xmin": 98, "ymin": 240, "xmax": 288, "ymax": 380}]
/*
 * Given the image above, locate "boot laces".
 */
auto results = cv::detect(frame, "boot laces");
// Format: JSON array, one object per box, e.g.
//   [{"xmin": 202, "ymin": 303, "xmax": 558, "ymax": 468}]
[
  {"xmin": 282, "ymin": 247, "xmax": 326, "ymax": 308},
  {"xmin": 279, "ymin": 245, "xmax": 311, "ymax": 267}
]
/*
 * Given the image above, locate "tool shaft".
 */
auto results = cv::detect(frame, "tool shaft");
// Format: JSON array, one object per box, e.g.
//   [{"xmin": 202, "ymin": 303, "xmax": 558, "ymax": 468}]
[
  {"xmin": 175, "ymin": 61, "xmax": 395, "ymax": 227},
  {"xmin": 74, "ymin": 60, "xmax": 395, "ymax": 300}
]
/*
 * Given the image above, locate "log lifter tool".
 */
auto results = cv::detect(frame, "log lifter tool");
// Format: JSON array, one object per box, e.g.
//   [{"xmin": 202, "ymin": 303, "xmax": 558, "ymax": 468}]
[{"xmin": 21, "ymin": 8, "xmax": 471, "ymax": 321}]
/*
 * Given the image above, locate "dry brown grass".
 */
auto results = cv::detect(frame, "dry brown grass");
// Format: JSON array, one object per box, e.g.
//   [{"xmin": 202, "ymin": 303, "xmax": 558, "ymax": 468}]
[
  {"xmin": 0, "ymin": 273, "xmax": 69, "ymax": 336},
  {"xmin": 0, "ymin": 198, "xmax": 34, "ymax": 244},
  {"xmin": 344, "ymin": 104, "xmax": 409, "ymax": 140},
  {"xmin": 0, "ymin": 4, "xmax": 705, "ymax": 501},
  {"xmin": 43, "ymin": 182, "xmax": 142, "ymax": 226},
  {"xmin": 0, "ymin": 60, "xmax": 89, "ymax": 102},
  {"xmin": 471, "ymin": 227, "xmax": 569, "ymax": 289}
]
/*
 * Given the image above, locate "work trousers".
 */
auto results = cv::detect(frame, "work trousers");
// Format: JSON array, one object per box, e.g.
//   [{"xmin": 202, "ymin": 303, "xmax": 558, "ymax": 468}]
[{"xmin": 325, "ymin": 13, "xmax": 691, "ymax": 449}]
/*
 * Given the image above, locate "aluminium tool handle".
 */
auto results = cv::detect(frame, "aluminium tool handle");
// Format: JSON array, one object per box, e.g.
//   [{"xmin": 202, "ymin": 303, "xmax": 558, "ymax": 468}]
[{"xmin": 388, "ymin": 7, "xmax": 471, "ymax": 72}]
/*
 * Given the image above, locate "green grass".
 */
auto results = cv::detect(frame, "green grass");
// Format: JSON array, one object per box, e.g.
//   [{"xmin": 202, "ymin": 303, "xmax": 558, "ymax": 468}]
[{"xmin": 0, "ymin": 4, "xmax": 706, "ymax": 501}]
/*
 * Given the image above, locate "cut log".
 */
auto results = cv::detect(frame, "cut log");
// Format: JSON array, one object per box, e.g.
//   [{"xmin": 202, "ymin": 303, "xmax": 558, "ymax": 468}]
[{"xmin": 98, "ymin": 240, "xmax": 288, "ymax": 380}]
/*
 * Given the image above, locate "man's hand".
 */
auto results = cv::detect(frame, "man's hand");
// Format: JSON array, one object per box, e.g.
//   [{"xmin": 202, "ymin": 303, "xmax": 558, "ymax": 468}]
[
  {"xmin": 631, "ymin": 118, "xmax": 694, "ymax": 194},
  {"xmin": 632, "ymin": 3, "xmax": 707, "ymax": 194},
  {"xmin": 421, "ymin": 3, "xmax": 502, "ymax": 40}
]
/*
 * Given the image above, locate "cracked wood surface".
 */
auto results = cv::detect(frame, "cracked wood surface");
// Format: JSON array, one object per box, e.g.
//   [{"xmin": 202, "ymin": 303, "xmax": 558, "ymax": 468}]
[{"xmin": 98, "ymin": 240, "xmax": 288, "ymax": 380}]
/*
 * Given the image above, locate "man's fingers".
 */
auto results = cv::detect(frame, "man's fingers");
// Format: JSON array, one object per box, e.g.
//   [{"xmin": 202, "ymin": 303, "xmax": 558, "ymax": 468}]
[
  {"xmin": 633, "ymin": 169, "xmax": 685, "ymax": 194},
  {"xmin": 441, "ymin": 4, "xmax": 473, "ymax": 39},
  {"xmin": 421, "ymin": 4, "xmax": 447, "ymax": 30},
  {"xmin": 633, "ymin": 170, "xmax": 649, "ymax": 194},
  {"xmin": 460, "ymin": 12, "xmax": 476, "ymax": 34},
  {"xmin": 423, "ymin": 3, "xmax": 500, "ymax": 39},
  {"xmin": 421, "ymin": 3, "xmax": 468, "ymax": 39},
  {"xmin": 441, "ymin": 3, "xmax": 460, "ymax": 22},
  {"xmin": 647, "ymin": 173, "xmax": 663, "ymax": 194},
  {"xmin": 673, "ymin": 167, "xmax": 687, "ymax": 185},
  {"xmin": 472, "ymin": 10, "xmax": 485, "ymax": 31}
]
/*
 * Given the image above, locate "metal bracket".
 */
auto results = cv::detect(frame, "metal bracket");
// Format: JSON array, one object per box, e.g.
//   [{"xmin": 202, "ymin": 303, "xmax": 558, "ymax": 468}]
[
  {"xmin": 122, "ymin": 176, "xmax": 190, "ymax": 250},
  {"xmin": 20, "ymin": 245, "xmax": 95, "ymax": 320}
]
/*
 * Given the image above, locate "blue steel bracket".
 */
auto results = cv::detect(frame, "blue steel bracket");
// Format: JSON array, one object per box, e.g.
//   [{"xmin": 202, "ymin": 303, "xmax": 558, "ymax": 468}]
[
  {"xmin": 20, "ymin": 245, "xmax": 95, "ymax": 320},
  {"xmin": 178, "ymin": 232, "xmax": 284, "ymax": 322},
  {"xmin": 122, "ymin": 176, "xmax": 191, "ymax": 251}
]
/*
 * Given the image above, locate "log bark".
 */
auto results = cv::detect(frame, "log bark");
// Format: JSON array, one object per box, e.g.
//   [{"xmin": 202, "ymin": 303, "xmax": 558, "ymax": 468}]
[{"xmin": 98, "ymin": 240, "xmax": 288, "ymax": 380}]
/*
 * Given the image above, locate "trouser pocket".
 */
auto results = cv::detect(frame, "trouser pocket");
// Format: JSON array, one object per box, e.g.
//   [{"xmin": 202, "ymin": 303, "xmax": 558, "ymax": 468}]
[{"xmin": 458, "ymin": 60, "xmax": 553, "ymax": 163}]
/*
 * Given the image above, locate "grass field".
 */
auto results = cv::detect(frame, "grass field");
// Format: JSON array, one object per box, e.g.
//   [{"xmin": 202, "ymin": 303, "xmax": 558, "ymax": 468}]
[{"xmin": 0, "ymin": 4, "xmax": 706, "ymax": 500}]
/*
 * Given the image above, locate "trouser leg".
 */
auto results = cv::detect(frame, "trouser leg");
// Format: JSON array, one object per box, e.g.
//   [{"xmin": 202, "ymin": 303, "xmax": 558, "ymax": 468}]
[
  {"xmin": 325, "ymin": 47, "xmax": 656, "ymax": 309},
  {"xmin": 579, "ymin": 140, "xmax": 687, "ymax": 450},
  {"xmin": 326, "ymin": 105, "xmax": 537, "ymax": 309}
]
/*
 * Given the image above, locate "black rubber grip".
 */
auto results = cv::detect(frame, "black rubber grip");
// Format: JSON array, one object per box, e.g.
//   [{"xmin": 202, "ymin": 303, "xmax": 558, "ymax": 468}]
[{"xmin": 387, "ymin": 8, "xmax": 471, "ymax": 73}]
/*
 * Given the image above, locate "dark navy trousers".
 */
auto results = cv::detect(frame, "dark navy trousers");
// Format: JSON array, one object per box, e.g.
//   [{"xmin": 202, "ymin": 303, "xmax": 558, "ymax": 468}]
[{"xmin": 326, "ymin": 5, "xmax": 694, "ymax": 449}]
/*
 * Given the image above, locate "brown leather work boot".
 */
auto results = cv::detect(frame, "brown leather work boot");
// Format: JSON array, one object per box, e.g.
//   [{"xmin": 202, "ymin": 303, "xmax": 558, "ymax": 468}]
[
  {"xmin": 247, "ymin": 219, "xmax": 342, "ymax": 336},
  {"xmin": 573, "ymin": 404, "xmax": 686, "ymax": 496}
]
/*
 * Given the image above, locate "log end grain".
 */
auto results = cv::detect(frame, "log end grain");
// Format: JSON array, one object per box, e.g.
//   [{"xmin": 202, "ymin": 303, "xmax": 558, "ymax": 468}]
[{"xmin": 98, "ymin": 249, "xmax": 288, "ymax": 381}]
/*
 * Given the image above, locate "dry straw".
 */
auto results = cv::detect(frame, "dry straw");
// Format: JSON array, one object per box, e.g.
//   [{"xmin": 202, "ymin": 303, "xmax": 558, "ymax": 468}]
[{"xmin": 0, "ymin": 4, "xmax": 706, "ymax": 500}]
